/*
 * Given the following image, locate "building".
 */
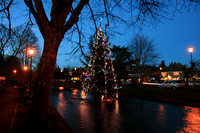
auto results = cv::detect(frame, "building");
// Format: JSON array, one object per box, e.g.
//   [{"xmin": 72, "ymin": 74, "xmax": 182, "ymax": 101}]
[
  {"xmin": 0, "ymin": 76, "xmax": 5, "ymax": 85},
  {"xmin": 161, "ymin": 71, "xmax": 184, "ymax": 81}
]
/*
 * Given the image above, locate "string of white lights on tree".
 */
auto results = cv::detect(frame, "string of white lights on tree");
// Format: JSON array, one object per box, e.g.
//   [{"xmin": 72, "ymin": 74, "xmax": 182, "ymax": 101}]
[{"xmin": 82, "ymin": 26, "xmax": 121, "ymax": 99}]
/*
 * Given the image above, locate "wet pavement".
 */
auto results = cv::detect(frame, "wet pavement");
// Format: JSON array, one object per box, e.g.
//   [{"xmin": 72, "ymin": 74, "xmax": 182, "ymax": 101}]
[
  {"xmin": 0, "ymin": 86, "xmax": 73, "ymax": 133},
  {"xmin": 0, "ymin": 86, "xmax": 18, "ymax": 133}
]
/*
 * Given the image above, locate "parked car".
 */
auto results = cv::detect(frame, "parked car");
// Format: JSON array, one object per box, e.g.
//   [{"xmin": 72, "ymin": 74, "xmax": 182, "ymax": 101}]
[
  {"xmin": 160, "ymin": 80, "xmax": 185, "ymax": 90},
  {"xmin": 188, "ymin": 80, "xmax": 200, "ymax": 87}
]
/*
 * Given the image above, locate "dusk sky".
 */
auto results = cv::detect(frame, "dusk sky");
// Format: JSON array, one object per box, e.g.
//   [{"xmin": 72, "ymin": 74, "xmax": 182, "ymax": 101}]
[
  {"xmin": 10, "ymin": 1, "xmax": 200, "ymax": 69},
  {"xmin": 55, "ymin": 8, "xmax": 200, "ymax": 69}
]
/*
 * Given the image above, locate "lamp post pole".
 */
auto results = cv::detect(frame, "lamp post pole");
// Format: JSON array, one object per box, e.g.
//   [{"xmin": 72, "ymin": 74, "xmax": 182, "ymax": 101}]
[
  {"xmin": 23, "ymin": 65, "xmax": 29, "ymax": 94},
  {"xmin": 188, "ymin": 46, "xmax": 194, "ymax": 88},
  {"xmin": 28, "ymin": 47, "xmax": 34, "ymax": 96},
  {"xmin": 29, "ymin": 55, "xmax": 32, "ymax": 96},
  {"xmin": 191, "ymin": 53, "xmax": 192, "ymax": 65},
  {"xmin": 188, "ymin": 46, "xmax": 193, "ymax": 66}
]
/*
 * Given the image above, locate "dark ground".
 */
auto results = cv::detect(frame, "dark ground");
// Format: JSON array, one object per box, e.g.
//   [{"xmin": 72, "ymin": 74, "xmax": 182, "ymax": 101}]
[
  {"xmin": 0, "ymin": 86, "xmax": 18, "ymax": 133},
  {"xmin": 0, "ymin": 86, "xmax": 73, "ymax": 133},
  {"xmin": 120, "ymin": 84, "xmax": 200, "ymax": 107}
]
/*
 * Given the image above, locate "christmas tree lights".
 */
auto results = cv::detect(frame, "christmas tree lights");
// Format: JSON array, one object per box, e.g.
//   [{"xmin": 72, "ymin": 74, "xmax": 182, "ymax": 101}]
[{"xmin": 82, "ymin": 27, "xmax": 120, "ymax": 100}]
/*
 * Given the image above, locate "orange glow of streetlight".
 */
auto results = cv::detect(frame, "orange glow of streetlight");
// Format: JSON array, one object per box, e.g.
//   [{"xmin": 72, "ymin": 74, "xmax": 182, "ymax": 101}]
[
  {"xmin": 13, "ymin": 69, "xmax": 17, "ymax": 73},
  {"xmin": 188, "ymin": 46, "xmax": 194, "ymax": 64},
  {"xmin": 188, "ymin": 46, "xmax": 193, "ymax": 53},
  {"xmin": 23, "ymin": 65, "xmax": 28, "ymax": 71},
  {"xmin": 28, "ymin": 48, "xmax": 35, "ymax": 56}
]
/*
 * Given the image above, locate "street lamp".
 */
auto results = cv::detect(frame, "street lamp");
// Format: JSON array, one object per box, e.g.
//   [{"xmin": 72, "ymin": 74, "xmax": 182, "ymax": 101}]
[
  {"xmin": 13, "ymin": 69, "xmax": 17, "ymax": 82},
  {"xmin": 28, "ymin": 47, "xmax": 35, "ymax": 96},
  {"xmin": 23, "ymin": 65, "xmax": 29, "ymax": 94},
  {"xmin": 188, "ymin": 46, "xmax": 193, "ymax": 65},
  {"xmin": 23, "ymin": 65, "xmax": 28, "ymax": 71},
  {"xmin": 13, "ymin": 69, "xmax": 17, "ymax": 74},
  {"xmin": 188, "ymin": 46, "xmax": 194, "ymax": 88},
  {"xmin": 28, "ymin": 49, "xmax": 34, "ymax": 55}
]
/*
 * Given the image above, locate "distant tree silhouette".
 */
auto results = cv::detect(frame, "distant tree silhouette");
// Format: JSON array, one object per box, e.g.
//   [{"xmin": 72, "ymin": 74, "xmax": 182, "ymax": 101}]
[
  {"xmin": 111, "ymin": 45, "xmax": 132, "ymax": 80},
  {"xmin": 53, "ymin": 66, "xmax": 61, "ymax": 80},
  {"xmin": 159, "ymin": 60, "xmax": 166, "ymax": 68},
  {"xmin": 128, "ymin": 34, "xmax": 159, "ymax": 87}
]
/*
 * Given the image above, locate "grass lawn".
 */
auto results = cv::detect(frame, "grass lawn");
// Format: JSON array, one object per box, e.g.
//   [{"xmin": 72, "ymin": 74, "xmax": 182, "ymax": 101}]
[{"xmin": 119, "ymin": 84, "xmax": 200, "ymax": 107}]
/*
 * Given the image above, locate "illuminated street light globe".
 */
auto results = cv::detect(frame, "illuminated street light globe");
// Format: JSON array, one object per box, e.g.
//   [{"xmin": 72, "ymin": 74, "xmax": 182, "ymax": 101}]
[
  {"xmin": 23, "ymin": 65, "xmax": 28, "ymax": 71},
  {"xmin": 13, "ymin": 69, "xmax": 17, "ymax": 73},
  {"xmin": 188, "ymin": 46, "xmax": 193, "ymax": 53},
  {"xmin": 28, "ymin": 48, "xmax": 35, "ymax": 56}
]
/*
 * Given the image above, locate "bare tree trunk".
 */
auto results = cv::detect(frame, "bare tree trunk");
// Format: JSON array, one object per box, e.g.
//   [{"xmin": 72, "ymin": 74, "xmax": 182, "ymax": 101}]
[
  {"xmin": 28, "ymin": 32, "xmax": 63, "ymax": 124},
  {"xmin": 139, "ymin": 66, "xmax": 144, "ymax": 89},
  {"xmin": 23, "ymin": 0, "xmax": 88, "ymax": 126}
]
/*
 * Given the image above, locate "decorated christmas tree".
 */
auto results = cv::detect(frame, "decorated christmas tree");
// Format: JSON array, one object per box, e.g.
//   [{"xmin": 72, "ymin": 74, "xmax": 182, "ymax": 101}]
[{"xmin": 82, "ymin": 27, "xmax": 120, "ymax": 101}]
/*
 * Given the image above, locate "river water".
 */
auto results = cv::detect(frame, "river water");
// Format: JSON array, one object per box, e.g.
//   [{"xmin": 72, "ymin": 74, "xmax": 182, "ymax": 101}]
[{"xmin": 49, "ymin": 88, "xmax": 200, "ymax": 133}]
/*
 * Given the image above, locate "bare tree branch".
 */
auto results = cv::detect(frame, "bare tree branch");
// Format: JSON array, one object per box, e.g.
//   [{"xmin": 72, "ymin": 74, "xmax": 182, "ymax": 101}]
[
  {"xmin": 34, "ymin": 0, "xmax": 49, "ymax": 29},
  {"xmin": 0, "ymin": 0, "xmax": 14, "ymax": 38},
  {"xmin": 0, "ymin": 0, "xmax": 13, "ymax": 12},
  {"xmin": 24, "ymin": 0, "xmax": 47, "ymax": 37},
  {"xmin": 62, "ymin": 0, "xmax": 89, "ymax": 34},
  {"xmin": 50, "ymin": 0, "xmax": 73, "ymax": 28},
  {"xmin": 103, "ymin": 0, "xmax": 109, "ymax": 33},
  {"xmin": 6, "ymin": 8, "xmax": 11, "ymax": 38},
  {"xmin": 88, "ymin": 3, "xmax": 97, "ymax": 32}
]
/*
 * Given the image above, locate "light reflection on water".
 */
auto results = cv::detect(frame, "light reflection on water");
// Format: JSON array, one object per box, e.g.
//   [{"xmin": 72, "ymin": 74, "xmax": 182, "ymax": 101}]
[
  {"xmin": 56, "ymin": 92, "xmax": 67, "ymax": 116},
  {"xmin": 157, "ymin": 105, "xmax": 166, "ymax": 124},
  {"xmin": 58, "ymin": 86, "xmax": 64, "ymax": 91},
  {"xmin": 179, "ymin": 106, "xmax": 200, "ymax": 133},
  {"xmin": 50, "ymin": 89, "xmax": 200, "ymax": 133}
]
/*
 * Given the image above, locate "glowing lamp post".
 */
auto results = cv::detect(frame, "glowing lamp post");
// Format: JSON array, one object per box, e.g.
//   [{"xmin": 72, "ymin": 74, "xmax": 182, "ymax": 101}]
[
  {"xmin": 23, "ymin": 65, "xmax": 29, "ymax": 93},
  {"xmin": 13, "ymin": 69, "xmax": 17, "ymax": 74},
  {"xmin": 28, "ymin": 49, "xmax": 34, "ymax": 55},
  {"xmin": 23, "ymin": 65, "xmax": 28, "ymax": 71},
  {"xmin": 188, "ymin": 46, "xmax": 193, "ymax": 65},
  {"xmin": 28, "ymin": 47, "xmax": 35, "ymax": 96},
  {"xmin": 188, "ymin": 46, "xmax": 194, "ymax": 88},
  {"xmin": 13, "ymin": 69, "xmax": 17, "ymax": 81}
]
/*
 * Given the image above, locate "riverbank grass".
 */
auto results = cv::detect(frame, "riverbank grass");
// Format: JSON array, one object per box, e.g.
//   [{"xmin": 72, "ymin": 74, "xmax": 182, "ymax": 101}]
[{"xmin": 119, "ymin": 85, "xmax": 200, "ymax": 107}]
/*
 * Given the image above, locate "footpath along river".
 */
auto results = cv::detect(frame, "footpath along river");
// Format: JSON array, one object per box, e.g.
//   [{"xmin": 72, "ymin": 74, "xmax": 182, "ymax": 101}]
[{"xmin": 49, "ymin": 88, "xmax": 200, "ymax": 133}]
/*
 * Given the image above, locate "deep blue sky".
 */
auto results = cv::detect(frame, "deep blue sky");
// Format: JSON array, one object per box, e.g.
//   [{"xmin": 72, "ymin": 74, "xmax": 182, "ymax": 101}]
[
  {"xmin": 56, "ymin": 9, "xmax": 200, "ymax": 69},
  {"xmin": 10, "ymin": 1, "xmax": 200, "ymax": 69},
  {"xmin": 142, "ymin": 10, "xmax": 200, "ymax": 67}
]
